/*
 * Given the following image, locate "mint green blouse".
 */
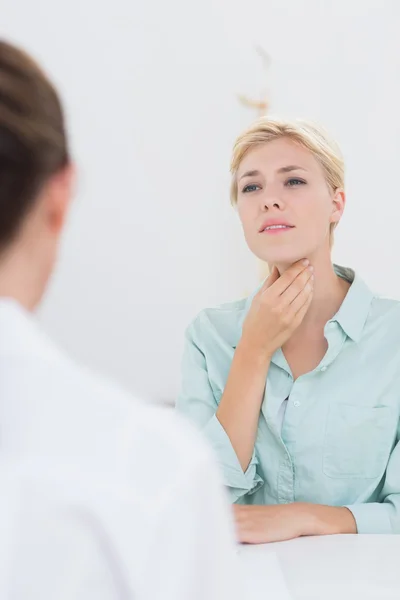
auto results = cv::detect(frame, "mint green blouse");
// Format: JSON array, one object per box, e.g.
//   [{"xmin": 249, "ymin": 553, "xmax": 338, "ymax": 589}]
[{"xmin": 177, "ymin": 266, "xmax": 400, "ymax": 534}]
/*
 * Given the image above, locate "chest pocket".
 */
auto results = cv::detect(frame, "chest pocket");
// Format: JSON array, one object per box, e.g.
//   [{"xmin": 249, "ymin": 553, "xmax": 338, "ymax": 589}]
[{"xmin": 323, "ymin": 404, "xmax": 394, "ymax": 479}]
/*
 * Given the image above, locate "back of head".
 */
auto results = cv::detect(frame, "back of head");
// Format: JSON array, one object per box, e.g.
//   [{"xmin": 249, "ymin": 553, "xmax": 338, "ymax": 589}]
[{"xmin": 0, "ymin": 40, "xmax": 69, "ymax": 251}]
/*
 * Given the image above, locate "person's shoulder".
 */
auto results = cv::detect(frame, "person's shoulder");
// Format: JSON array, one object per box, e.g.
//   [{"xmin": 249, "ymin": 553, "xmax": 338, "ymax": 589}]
[
  {"xmin": 369, "ymin": 293, "xmax": 400, "ymax": 332},
  {"xmin": 124, "ymin": 403, "xmax": 217, "ymax": 466},
  {"xmin": 109, "ymin": 399, "xmax": 221, "ymax": 506},
  {"xmin": 46, "ymin": 356, "xmax": 138, "ymax": 421},
  {"xmin": 370, "ymin": 294, "xmax": 400, "ymax": 312},
  {"xmin": 41, "ymin": 361, "xmax": 215, "ymax": 492},
  {"xmin": 186, "ymin": 296, "xmax": 250, "ymax": 349},
  {"xmin": 66, "ymin": 362, "xmax": 213, "ymax": 458},
  {"xmin": 0, "ymin": 302, "xmax": 217, "ymax": 502}
]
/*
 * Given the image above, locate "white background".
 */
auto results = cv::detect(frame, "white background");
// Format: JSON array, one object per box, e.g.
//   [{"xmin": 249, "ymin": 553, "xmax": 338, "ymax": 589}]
[{"xmin": 2, "ymin": 0, "xmax": 400, "ymax": 401}]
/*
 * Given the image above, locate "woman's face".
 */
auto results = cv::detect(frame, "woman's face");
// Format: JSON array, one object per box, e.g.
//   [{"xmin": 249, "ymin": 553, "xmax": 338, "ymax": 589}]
[{"xmin": 236, "ymin": 137, "xmax": 344, "ymax": 267}]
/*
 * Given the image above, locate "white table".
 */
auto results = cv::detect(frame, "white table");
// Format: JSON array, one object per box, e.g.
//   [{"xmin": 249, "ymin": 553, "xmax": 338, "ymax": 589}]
[{"xmin": 238, "ymin": 535, "xmax": 400, "ymax": 599}]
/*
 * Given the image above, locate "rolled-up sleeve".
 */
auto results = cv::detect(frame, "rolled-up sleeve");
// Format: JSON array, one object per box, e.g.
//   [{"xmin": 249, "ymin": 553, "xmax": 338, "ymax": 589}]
[
  {"xmin": 204, "ymin": 414, "xmax": 263, "ymax": 501},
  {"xmin": 346, "ymin": 431, "xmax": 400, "ymax": 534},
  {"xmin": 176, "ymin": 321, "xmax": 264, "ymax": 503}
]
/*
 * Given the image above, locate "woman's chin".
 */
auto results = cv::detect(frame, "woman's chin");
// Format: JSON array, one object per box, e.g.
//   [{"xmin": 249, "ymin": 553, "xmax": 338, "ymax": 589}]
[{"xmin": 259, "ymin": 251, "xmax": 307, "ymax": 268}]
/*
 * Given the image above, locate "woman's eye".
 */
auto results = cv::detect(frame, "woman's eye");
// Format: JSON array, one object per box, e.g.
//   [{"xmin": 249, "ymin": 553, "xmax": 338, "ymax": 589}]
[
  {"xmin": 242, "ymin": 184, "xmax": 261, "ymax": 193},
  {"xmin": 286, "ymin": 178, "xmax": 306, "ymax": 187}
]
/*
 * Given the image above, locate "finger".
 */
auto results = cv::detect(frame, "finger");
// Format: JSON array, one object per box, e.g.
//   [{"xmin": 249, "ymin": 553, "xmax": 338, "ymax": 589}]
[
  {"xmin": 279, "ymin": 266, "xmax": 313, "ymax": 306},
  {"xmin": 236, "ymin": 528, "xmax": 250, "ymax": 544},
  {"xmin": 290, "ymin": 279, "xmax": 313, "ymax": 314},
  {"xmin": 234, "ymin": 519, "xmax": 261, "ymax": 545},
  {"xmin": 260, "ymin": 265, "xmax": 279, "ymax": 292},
  {"xmin": 263, "ymin": 259, "xmax": 310, "ymax": 297}
]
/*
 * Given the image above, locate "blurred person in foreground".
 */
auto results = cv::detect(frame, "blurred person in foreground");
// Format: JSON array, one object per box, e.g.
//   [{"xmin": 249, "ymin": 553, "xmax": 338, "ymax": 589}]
[
  {"xmin": 0, "ymin": 39, "xmax": 240, "ymax": 600},
  {"xmin": 177, "ymin": 116, "xmax": 400, "ymax": 541}
]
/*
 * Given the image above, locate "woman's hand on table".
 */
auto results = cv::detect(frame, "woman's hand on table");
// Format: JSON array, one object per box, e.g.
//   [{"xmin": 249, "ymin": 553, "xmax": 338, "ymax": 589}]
[{"xmin": 233, "ymin": 503, "xmax": 357, "ymax": 544}]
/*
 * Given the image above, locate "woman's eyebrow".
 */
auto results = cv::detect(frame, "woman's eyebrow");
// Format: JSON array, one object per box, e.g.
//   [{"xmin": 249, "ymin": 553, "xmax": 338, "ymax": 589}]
[
  {"xmin": 239, "ymin": 169, "xmax": 261, "ymax": 182},
  {"xmin": 277, "ymin": 165, "xmax": 307, "ymax": 173}
]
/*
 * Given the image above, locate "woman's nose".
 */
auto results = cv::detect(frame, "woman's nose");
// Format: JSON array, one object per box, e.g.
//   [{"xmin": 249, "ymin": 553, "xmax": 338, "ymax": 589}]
[{"xmin": 260, "ymin": 193, "xmax": 284, "ymax": 211}]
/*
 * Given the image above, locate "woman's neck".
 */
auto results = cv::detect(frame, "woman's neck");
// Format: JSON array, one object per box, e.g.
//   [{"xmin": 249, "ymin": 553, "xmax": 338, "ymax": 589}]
[
  {"xmin": 276, "ymin": 253, "xmax": 350, "ymax": 331},
  {"xmin": 0, "ymin": 240, "xmax": 49, "ymax": 312}
]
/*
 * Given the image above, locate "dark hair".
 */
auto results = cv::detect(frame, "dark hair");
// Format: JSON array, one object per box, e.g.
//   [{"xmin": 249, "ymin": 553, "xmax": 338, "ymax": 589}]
[{"xmin": 0, "ymin": 39, "xmax": 69, "ymax": 249}]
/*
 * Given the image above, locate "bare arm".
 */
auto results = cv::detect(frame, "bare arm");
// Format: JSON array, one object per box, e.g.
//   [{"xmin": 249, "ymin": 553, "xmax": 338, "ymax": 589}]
[
  {"xmin": 216, "ymin": 342, "xmax": 270, "ymax": 472},
  {"xmin": 233, "ymin": 503, "xmax": 357, "ymax": 544},
  {"xmin": 216, "ymin": 260, "xmax": 314, "ymax": 472}
]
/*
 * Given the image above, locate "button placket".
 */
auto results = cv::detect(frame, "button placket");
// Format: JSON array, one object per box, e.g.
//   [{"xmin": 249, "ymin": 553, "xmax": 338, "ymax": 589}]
[{"xmin": 277, "ymin": 456, "xmax": 295, "ymax": 504}]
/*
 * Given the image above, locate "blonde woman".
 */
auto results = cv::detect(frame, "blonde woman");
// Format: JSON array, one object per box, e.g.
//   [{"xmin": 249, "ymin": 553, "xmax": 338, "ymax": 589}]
[{"xmin": 177, "ymin": 117, "xmax": 400, "ymax": 543}]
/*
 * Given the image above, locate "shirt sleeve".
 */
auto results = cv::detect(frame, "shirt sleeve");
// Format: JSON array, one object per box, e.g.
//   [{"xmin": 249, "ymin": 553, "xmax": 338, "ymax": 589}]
[
  {"xmin": 176, "ymin": 322, "xmax": 264, "ymax": 503},
  {"xmin": 346, "ymin": 428, "xmax": 400, "ymax": 534}
]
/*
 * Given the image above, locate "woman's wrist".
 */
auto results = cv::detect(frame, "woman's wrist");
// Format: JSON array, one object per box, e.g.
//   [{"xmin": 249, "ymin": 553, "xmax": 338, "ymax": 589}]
[
  {"xmin": 236, "ymin": 337, "xmax": 273, "ymax": 368},
  {"xmin": 294, "ymin": 503, "xmax": 357, "ymax": 536}
]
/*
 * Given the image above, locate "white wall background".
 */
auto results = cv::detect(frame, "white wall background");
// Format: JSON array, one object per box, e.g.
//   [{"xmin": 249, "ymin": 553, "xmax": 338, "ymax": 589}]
[{"xmin": 2, "ymin": 0, "xmax": 400, "ymax": 401}]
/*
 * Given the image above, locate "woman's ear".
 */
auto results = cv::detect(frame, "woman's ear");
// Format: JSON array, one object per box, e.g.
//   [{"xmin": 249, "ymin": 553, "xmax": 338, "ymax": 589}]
[
  {"xmin": 45, "ymin": 163, "xmax": 76, "ymax": 234},
  {"xmin": 330, "ymin": 188, "xmax": 345, "ymax": 226}
]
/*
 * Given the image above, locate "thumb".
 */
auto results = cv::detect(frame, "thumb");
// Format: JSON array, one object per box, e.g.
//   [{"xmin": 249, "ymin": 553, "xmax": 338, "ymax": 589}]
[{"xmin": 262, "ymin": 265, "xmax": 279, "ymax": 291}]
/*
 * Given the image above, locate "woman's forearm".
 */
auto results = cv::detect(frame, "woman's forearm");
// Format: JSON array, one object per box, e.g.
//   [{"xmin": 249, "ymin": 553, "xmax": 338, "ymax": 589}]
[
  {"xmin": 216, "ymin": 339, "xmax": 271, "ymax": 472},
  {"xmin": 233, "ymin": 503, "xmax": 357, "ymax": 544},
  {"xmin": 215, "ymin": 262, "xmax": 313, "ymax": 473}
]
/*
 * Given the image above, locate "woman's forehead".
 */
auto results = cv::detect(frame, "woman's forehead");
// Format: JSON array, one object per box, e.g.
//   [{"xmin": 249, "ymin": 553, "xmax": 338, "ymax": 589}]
[{"xmin": 237, "ymin": 138, "xmax": 317, "ymax": 176}]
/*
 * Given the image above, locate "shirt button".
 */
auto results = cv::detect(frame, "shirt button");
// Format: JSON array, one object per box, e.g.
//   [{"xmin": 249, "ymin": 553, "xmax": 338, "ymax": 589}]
[
  {"xmin": 293, "ymin": 401, "xmax": 301, "ymax": 407},
  {"xmin": 320, "ymin": 366, "xmax": 327, "ymax": 372}
]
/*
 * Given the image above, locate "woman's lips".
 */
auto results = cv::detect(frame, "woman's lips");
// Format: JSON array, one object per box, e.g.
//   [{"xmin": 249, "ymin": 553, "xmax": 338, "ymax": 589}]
[{"xmin": 261, "ymin": 225, "xmax": 295, "ymax": 234}]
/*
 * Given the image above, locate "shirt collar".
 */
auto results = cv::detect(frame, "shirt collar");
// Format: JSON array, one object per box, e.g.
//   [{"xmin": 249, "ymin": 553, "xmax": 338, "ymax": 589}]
[
  {"xmin": 330, "ymin": 265, "xmax": 374, "ymax": 342},
  {"xmin": 236, "ymin": 264, "xmax": 374, "ymax": 346},
  {"xmin": 0, "ymin": 297, "xmax": 64, "ymax": 362}
]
